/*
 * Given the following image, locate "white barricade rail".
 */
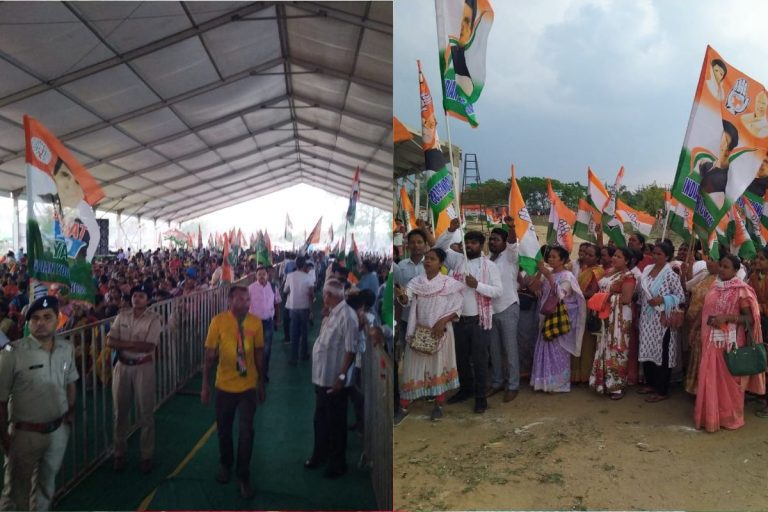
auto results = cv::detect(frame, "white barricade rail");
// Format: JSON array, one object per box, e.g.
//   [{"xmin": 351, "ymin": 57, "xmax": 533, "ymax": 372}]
[
  {"xmin": 53, "ymin": 280, "xmax": 243, "ymax": 503},
  {"xmin": 361, "ymin": 340, "xmax": 393, "ymax": 511}
]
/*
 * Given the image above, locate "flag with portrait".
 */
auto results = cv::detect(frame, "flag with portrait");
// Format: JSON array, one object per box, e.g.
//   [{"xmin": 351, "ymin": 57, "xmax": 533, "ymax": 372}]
[
  {"xmin": 671, "ymin": 46, "xmax": 768, "ymax": 240},
  {"xmin": 436, "ymin": 0, "xmax": 494, "ymax": 127},
  {"xmin": 25, "ymin": 115, "xmax": 104, "ymax": 304}
]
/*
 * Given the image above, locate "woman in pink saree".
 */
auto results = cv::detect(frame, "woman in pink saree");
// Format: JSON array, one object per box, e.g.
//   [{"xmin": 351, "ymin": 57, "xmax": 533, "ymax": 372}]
[{"xmin": 695, "ymin": 254, "xmax": 766, "ymax": 432}]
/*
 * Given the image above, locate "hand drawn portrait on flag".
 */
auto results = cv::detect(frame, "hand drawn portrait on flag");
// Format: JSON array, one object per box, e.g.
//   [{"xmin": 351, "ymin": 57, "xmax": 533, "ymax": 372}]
[
  {"xmin": 740, "ymin": 90, "xmax": 768, "ymax": 138},
  {"xmin": 705, "ymin": 58, "xmax": 727, "ymax": 102}
]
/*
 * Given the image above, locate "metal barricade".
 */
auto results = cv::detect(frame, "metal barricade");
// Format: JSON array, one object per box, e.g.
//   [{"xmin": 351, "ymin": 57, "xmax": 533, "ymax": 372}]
[
  {"xmin": 361, "ymin": 340, "xmax": 393, "ymax": 511},
  {"xmin": 53, "ymin": 279, "xmax": 251, "ymax": 502}
]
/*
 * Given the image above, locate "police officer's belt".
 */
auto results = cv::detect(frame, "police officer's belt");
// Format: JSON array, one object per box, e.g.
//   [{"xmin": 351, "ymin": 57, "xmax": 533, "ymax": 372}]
[
  {"xmin": 15, "ymin": 416, "xmax": 64, "ymax": 434},
  {"xmin": 118, "ymin": 354, "xmax": 153, "ymax": 366}
]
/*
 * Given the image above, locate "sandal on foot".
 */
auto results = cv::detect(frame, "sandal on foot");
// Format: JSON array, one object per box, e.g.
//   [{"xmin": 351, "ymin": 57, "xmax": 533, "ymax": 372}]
[
  {"xmin": 636, "ymin": 386, "xmax": 655, "ymax": 395},
  {"xmin": 644, "ymin": 394, "xmax": 669, "ymax": 403},
  {"xmin": 609, "ymin": 391, "xmax": 625, "ymax": 401},
  {"xmin": 755, "ymin": 408, "xmax": 768, "ymax": 418}
]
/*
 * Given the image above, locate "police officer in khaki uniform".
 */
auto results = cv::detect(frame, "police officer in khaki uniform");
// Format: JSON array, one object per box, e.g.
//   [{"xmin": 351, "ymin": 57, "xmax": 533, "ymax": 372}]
[
  {"xmin": 0, "ymin": 296, "xmax": 78, "ymax": 511},
  {"xmin": 106, "ymin": 283, "xmax": 161, "ymax": 474}
]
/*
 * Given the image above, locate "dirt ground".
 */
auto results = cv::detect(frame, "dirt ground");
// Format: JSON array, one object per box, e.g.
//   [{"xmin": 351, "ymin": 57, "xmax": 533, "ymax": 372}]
[{"xmin": 393, "ymin": 383, "xmax": 768, "ymax": 511}]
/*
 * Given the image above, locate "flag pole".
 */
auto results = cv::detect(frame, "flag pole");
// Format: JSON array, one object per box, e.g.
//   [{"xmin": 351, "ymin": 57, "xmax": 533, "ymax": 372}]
[
  {"xmin": 443, "ymin": 103, "xmax": 470, "ymax": 269},
  {"xmin": 661, "ymin": 188, "xmax": 671, "ymax": 241}
]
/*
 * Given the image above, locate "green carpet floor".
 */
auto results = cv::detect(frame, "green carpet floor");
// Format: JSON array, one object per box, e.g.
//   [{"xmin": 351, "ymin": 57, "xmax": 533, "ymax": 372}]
[{"xmin": 55, "ymin": 299, "xmax": 377, "ymax": 511}]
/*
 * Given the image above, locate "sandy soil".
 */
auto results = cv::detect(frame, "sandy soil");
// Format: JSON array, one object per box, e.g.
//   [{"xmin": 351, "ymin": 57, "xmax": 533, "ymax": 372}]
[{"xmin": 393, "ymin": 383, "xmax": 768, "ymax": 511}]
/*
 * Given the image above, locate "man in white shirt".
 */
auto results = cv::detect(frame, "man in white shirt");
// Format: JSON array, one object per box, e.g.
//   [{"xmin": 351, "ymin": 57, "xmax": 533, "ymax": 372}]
[
  {"xmin": 284, "ymin": 257, "xmax": 315, "ymax": 364},
  {"xmin": 487, "ymin": 217, "xmax": 521, "ymax": 402},
  {"xmin": 435, "ymin": 219, "xmax": 503, "ymax": 413},
  {"xmin": 248, "ymin": 266, "xmax": 281, "ymax": 382},
  {"xmin": 393, "ymin": 229, "xmax": 427, "ymax": 414}
]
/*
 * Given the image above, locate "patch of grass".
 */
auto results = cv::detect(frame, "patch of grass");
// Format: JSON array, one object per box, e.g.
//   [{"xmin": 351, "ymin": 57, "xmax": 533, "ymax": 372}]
[
  {"xmin": 600, "ymin": 463, "xmax": 616, "ymax": 472},
  {"xmin": 538, "ymin": 472, "xmax": 565, "ymax": 485}
]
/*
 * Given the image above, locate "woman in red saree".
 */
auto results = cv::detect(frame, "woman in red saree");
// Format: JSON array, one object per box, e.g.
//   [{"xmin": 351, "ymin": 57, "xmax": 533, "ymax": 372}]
[{"xmin": 694, "ymin": 254, "xmax": 766, "ymax": 432}]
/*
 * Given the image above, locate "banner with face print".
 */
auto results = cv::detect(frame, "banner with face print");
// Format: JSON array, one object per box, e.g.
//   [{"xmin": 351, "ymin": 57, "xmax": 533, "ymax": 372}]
[
  {"xmin": 436, "ymin": 0, "xmax": 494, "ymax": 127},
  {"xmin": 671, "ymin": 46, "xmax": 768, "ymax": 239},
  {"xmin": 25, "ymin": 115, "xmax": 104, "ymax": 304}
]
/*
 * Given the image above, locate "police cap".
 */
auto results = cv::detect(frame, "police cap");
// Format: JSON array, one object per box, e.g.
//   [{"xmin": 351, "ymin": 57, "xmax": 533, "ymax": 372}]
[{"xmin": 26, "ymin": 296, "xmax": 59, "ymax": 322}]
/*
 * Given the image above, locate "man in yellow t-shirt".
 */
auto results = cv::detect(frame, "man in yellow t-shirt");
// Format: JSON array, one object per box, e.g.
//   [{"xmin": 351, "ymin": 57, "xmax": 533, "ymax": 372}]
[{"xmin": 201, "ymin": 286, "xmax": 265, "ymax": 499}]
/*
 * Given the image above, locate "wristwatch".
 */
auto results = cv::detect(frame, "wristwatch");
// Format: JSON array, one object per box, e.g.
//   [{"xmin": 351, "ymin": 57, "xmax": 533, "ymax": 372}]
[{"xmin": 337, "ymin": 373, "xmax": 346, "ymax": 381}]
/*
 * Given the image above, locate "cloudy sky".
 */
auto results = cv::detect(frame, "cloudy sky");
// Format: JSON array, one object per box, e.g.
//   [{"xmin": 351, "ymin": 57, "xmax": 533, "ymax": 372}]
[{"xmin": 394, "ymin": 0, "xmax": 768, "ymax": 190}]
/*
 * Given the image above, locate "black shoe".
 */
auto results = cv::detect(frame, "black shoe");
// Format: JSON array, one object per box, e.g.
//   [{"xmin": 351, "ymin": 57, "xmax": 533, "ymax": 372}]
[
  {"xmin": 393, "ymin": 408, "xmax": 409, "ymax": 426},
  {"xmin": 446, "ymin": 391, "xmax": 471, "ymax": 404},
  {"xmin": 324, "ymin": 465, "xmax": 347, "ymax": 479},
  {"xmin": 304, "ymin": 457, "xmax": 323, "ymax": 470},
  {"xmin": 216, "ymin": 466, "xmax": 231, "ymax": 483},
  {"xmin": 474, "ymin": 397, "xmax": 488, "ymax": 414},
  {"xmin": 238, "ymin": 480, "xmax": 255, "ymax": 499}
]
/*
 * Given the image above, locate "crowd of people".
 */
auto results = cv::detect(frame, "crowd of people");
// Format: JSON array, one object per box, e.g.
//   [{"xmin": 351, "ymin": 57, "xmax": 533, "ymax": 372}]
[
  {"xmin": 394, "ymin": 217, "xmax": 768, "ymax": 434},
  {"xmin": 0, "ymin": 241, "xmax": 393, "ymax": 509}
]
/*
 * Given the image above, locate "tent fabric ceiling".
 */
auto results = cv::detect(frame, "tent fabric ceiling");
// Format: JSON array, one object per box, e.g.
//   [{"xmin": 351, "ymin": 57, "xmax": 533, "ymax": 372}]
[{"xmin": 0, "ymin": 1, "xmax": 393, "ymax": 222}]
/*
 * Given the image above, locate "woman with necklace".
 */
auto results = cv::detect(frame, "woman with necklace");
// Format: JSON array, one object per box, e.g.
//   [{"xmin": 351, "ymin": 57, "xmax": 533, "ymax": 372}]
[
  {"xmin": 396, "ymin": 248, "xmax": 464, "ymax": 424},
  {"xmin": 637, "ymin": 241, "xmax": 685, "ymax": 402},
  {"xmin": 695, "ymin": 254, "xmax": 765, "ymax": 431},
  {"xmin": 590, "ymin": 247, "xmax": 636, "ymax": 399}
]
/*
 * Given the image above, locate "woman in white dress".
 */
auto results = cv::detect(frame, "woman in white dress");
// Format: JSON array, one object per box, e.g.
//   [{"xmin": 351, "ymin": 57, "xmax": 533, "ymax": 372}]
[
  {"xmin": 396, "ymin": 248, "xmax": 464, "ymax": 424},
  {"xmin": 637, "ymin": 241, "xmax": 685, "ymax": 403}
]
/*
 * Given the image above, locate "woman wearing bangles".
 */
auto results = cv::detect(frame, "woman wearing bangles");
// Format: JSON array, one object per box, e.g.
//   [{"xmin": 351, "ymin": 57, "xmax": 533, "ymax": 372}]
[
  {"xmin": 395, "ymin": 248, "xmax": 464, "ymax": 425},
  {"xmin": 695, "ymin": 254, "xmax": 766, "ymax": 431},
  {"xmin": 530, "ymin": 246, "xmax": 586, "ymax": 393},
  {"xmin": 590, "ymin": 247, "xmax": 636, "ymax": 399},
  {"xmin": 637, "ymin": 241, "xmax": 685, "ymax": 402}
]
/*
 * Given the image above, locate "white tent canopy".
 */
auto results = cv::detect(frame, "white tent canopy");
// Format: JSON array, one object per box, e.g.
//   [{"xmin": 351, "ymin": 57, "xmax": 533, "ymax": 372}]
[{"xmin": 0, "ymin": 1, "xmax": 393, "ymax": 223}]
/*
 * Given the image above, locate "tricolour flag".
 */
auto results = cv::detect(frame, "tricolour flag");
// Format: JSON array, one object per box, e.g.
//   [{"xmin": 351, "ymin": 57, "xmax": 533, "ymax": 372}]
[
  {"xmin": 728, "ymin": 204, "xmax": 756, "ymax": 260},
  {"xmin": 222, "ymin": 234, "xmax": 233, "ymax": 284},
  {"xmin": 616, "ymin": 200, "xmax": 655, "ymax": 237},
  {"xmin": 346, "ymin": 234, "xmax": 361, "ymax": 273},
  {"xmin": 665, "ymin": 190, "xmax": 694, "ymax": 241},
  {"xmin": 420, "ymin": 60, "xmax": 457, "ymax": 238},
  {"xmin": 301, "ymin": 217, "xmax": 322, "ymax": 254},
  {"xmin": 742, "ymin": 196, "xmax": 768, "ymax": 246},
  {"xmin": 255, "ymin": 231, "xmax": 270, "ymax": 266},
  {"xmin": 25, "ymin": 115, "xmax": 104, "ymax": 304},
  {"xmin": 399, "ymin": 186, "xmax": 418, "ymax": 230},
  {"xmin": 671, "ymin": 46, "xmax": 768, "ymax": 239},
  {"xmin": 346, "ymin": 167, "xmax": 360, "ymax": 225},
  {"xmin": 573, "ymin": 198, "xmax": 598, "ymax": 243},
  {"xmin": 509, "ymin": 165, "xmax": 541, "ymax": 275},
  {"xmin": 601, "ymin": 167, "xmax": 627, "ymax": 248},
  {"xmin": 546, "ymin": 180, "xmax": 576, "ymax": 252},
  {"xmin": 436, "ymin": 0, "xmax": 494, "ymax": 127}
]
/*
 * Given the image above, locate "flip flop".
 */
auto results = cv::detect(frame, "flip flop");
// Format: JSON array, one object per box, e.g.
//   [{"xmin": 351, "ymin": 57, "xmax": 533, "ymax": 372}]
[
  {"xmin": 755, "ymin": 409, "xmax": 768, "ymax": 418},
  {"xmin": 644, "ymin": 394, "xmax": 669, "ymax": 403},
  {"xmin": 609, "ymin": 391, "xmax": 625, "ymax": 401}
]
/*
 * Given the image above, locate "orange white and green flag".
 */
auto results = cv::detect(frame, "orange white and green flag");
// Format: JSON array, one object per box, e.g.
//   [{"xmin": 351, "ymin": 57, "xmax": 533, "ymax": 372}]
[
  {"xmin": 671, "ymin": 46, "xmax": 768, "ymax": 239},
  {"xmin": 741, "ymin": 197, "xmax": 768, "ymax": 246},
  {"xmin": 546, "ymin": 179, "xmax": 576, "ymax": 252},
  {"xmin": 222, "ymin": 234, "xmax": 233, "ymax": 284},
  {"xmin": 573, "ymin": 198, "xmax": 598, "ymax": 243},
  {"xmin": 665, "ymin": 189, "xmax": 694, "ymax": 241},
  {"xmin": 728, "ymin": 204, "xmax": 756, "ymax": 259},
  {"xmin": 601, "ymin": 167, "xmax": 627, "ymax": 248},
  {"xmin": 420, "ymin": 60, "xmax": 457, "ymax": 238},
  {"xmin": 399, "ymin": 186, "xmax": 417, "ymax": 230},
  {"xmin": 509, "ymin": 165, "xmax": 541, "ymax": 275},
  {"xmin": 616, "ymin": 199, "xmax": 655, "ymax": 237},
  {"xmin": 436, "ymin": 0, "xmax": 494, "ymax": 127}
]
